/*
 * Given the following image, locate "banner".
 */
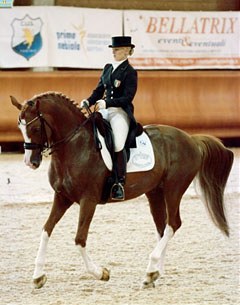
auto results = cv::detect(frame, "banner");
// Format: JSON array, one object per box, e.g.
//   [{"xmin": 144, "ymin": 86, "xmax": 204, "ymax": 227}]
[
  {"xmin": 124, "ymin": 10, "xmax": 240, "ymax": 69},
  {"xmin": 0, "ymin": 6, "xmax": 122, "ymax": 68},
  {"xmin": 47, "ymin": 7, "xmax": 122, "ymax": 68},
  {"xmin": 0, "ymin": 7, "xmax": 239, "ymax": 69}
]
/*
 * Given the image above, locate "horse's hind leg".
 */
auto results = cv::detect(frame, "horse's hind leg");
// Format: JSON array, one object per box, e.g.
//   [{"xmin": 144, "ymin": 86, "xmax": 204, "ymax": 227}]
[
  {"xmin": 143, "ymin": 179, "xmax": 189, "ymax": 288},
  {"xmin": 143, "ymin": 186, "xmax": 171, "ymax": 288},
  {"xmin": 33, "ymin": 193, "xmax": 72, "ymax": 289},
  {"xmin": 146, "ymin": 186, "xmax": 167, "ymax": 273},
  {"xmin": 143, "ymin": 224, "xmax": 174, "ymax": 288}
]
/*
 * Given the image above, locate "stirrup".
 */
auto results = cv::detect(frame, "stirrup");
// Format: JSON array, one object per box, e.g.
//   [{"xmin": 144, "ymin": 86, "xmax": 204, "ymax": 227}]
[{"xmin": 111, "ymin": 183, "xmax": 125, "ymax": 201}]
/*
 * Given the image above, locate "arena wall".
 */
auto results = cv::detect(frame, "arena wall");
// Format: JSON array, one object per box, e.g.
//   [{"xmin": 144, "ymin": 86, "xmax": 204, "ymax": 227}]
[{"xmin": 1, "ymin": 70, "xmax": 239, "ymax": 142}]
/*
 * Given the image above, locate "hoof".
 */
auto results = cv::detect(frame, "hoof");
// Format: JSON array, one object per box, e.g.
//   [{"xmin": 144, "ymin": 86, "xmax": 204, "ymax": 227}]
[
  {"xmin": 142, "ymin": 271, "xmax": 159, "ymax": 289},
  {"xmin": 33, "ymin": 274, "xmax": 47, "ymax": 289},
  {"xmin": 142, "ymin": 281, "xmax": 155, "ymax": 289},
  {"xmin": 100, "ymin": 268, "xmax": 110, "ymax": 281}
]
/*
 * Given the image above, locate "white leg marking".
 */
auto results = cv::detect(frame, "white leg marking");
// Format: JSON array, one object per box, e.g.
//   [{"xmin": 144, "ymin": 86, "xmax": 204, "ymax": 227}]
[
  {"xmin": 33, "ymin": 230, "xmax": 49, "ymax": 279},
  {"xmin": 146, "ymin": 224, "xmax": 174, "ymax": 274},
  {"xmin": 155, "ymin": 231, "xmax": 168, "ymax": 275},
  {"xmin": 77, "ymin": 245, "xmax": 103, "ymax": 280},
  {"xmin": 158, "ymin": 245, "xmax": 168, "ymax": 275}
]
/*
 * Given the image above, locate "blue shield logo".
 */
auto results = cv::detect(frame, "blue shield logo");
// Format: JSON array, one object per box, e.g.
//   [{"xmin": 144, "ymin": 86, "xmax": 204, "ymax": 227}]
[
  {"xmin": 11, "ymin": 14, "xmax": 43, "ymax": 60},
  {"xmin": 0, "ymin": 0, "xmax": 14, "ymax": 8}
]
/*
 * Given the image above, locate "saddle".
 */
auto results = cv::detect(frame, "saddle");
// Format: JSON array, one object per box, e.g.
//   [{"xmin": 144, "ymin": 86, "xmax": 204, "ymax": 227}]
[{"xmin": 90, "ymin": 112, "xmax": 152, "ymax": 203}]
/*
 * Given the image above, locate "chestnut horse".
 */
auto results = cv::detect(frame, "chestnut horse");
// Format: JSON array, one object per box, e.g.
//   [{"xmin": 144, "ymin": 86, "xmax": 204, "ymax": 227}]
[{"xmin": 11, "ymin": 92, "xmax": 233, "ymax": 289}]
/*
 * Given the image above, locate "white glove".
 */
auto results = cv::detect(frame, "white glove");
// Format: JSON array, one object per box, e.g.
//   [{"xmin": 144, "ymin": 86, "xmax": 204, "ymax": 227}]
[
  {"xmin": 96, "ymin": 99, "xmax": 106, "ymax": 109},
  {"xmin": 80, "ymin": 99, "xmax": 89, "ymax": 108}
]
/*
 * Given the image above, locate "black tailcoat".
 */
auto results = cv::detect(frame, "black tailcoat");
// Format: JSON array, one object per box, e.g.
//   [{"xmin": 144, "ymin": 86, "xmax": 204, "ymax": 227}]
[{"xmin": 87, "ymin": 60, "xmax": 142, "ymax": 148}]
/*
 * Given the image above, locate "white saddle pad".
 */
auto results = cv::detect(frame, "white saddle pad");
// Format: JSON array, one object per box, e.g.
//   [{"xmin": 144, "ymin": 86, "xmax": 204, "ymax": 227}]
[{"xmin": 97, "ymin": 130, "xmax": 155, "ymax": 173}]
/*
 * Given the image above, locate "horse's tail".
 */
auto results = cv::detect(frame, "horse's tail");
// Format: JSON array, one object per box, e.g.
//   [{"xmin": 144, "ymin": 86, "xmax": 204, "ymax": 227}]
[{"xmin": 191, "ymin": 135, "xmax": 234, "ymax": 237}]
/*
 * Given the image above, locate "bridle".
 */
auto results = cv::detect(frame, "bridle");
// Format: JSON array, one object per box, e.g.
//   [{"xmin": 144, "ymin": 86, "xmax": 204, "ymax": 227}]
[
  {"xmin": 18, "ymin": 112, "xmax": 53, "ymax": 154},
  {"xmin": 18, "ymin": 107, "xmax": 100, "ymax": 155}
]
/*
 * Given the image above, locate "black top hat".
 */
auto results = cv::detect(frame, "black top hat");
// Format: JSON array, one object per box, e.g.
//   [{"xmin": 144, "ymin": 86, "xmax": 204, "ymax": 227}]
[{"xmin": 109, "ymin": 36, "xmax": 135, "ymax": 48}]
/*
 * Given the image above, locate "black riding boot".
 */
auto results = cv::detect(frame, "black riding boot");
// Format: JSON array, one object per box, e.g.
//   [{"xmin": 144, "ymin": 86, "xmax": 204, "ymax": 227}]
[{"xmin": 111, "ymin": 149, "xmax": 127, "ymax": 201}]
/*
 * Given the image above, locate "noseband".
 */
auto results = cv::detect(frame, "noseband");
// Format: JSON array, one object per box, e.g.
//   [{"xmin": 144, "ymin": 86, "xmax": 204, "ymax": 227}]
[{"xmin": 18, "ymin": 112, "xmax": 52, "ymax": 153}]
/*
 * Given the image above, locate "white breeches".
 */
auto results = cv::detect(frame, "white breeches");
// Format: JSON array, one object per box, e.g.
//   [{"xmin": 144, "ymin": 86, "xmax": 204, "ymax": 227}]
[{"xmin": 99, "ymin": 107, "xmax": 130, "ymax": 152}]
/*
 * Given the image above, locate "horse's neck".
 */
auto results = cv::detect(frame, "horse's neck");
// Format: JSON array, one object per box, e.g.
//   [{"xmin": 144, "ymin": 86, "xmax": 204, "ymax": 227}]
[{"xmin": 45, "ymin": 99, "xmax": 87, "ymax": 141}]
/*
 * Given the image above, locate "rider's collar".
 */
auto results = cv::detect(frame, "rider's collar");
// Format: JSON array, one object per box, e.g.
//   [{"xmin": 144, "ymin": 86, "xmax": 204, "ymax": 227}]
[{"xmin": 111, "ymin": 59, "xmax": 127, "ymax": 72}]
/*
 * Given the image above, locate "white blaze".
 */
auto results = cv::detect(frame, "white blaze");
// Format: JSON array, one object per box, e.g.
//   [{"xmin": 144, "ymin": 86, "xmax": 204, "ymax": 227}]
[{"xmin": 19, "ymin": 119, "xmax": 32, "ymax": 166}]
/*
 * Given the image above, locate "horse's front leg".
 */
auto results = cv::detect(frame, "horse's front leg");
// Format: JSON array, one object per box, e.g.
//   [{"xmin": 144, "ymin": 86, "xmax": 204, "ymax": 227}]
[
  {"xmin": 32, "ymin": 230, "xmax": 49, "ymax": 289},
  {"xmin": 75, "ymin": 199, "xmax": 110, "ymax": 281},
  {"xmin": 33, "ymin": 193, "xmax": 73, "ymax": 289}
]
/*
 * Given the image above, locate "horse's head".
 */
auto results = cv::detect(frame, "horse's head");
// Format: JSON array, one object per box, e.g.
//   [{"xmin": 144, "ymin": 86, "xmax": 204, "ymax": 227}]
[
  {"xmin": 11, "ymin": 95, "xmax": 50, "ymax": 169},
  {"xmin": 11, "ymin": 92, "xmax": 88, "ymax": 169}
]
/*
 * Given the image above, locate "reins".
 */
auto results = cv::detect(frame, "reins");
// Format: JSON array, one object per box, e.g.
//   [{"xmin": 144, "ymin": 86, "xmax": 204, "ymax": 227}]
[{"xmin": 19, "ymin": 103, "xmax": 102, "ymax": 155}]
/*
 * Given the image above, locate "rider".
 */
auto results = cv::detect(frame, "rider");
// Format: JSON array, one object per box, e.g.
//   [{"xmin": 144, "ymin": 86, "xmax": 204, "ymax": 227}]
[{"xmin": 80, "ymin": 36, "xmax": 140, "ymax": 201}]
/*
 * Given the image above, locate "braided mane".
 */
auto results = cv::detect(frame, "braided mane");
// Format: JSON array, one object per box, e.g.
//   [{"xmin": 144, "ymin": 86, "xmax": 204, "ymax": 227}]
[{"xmin": 29, "ymin": 91, "xmax": 82, "ymax": 116}]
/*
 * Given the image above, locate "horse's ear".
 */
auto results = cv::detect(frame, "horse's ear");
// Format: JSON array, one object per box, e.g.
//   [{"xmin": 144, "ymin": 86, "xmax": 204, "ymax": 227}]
[{"xmin": 10, "ymin": 96, "xmax": 22, "ymax": 110}]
